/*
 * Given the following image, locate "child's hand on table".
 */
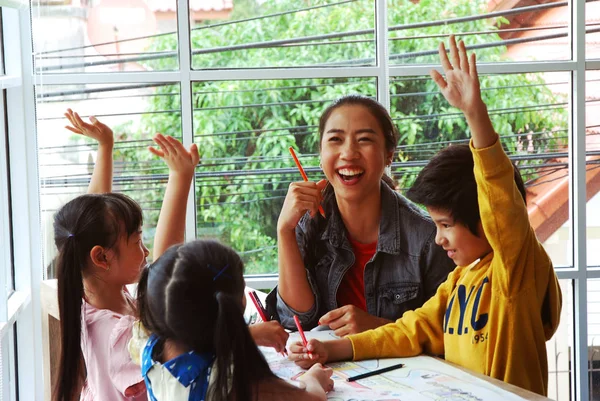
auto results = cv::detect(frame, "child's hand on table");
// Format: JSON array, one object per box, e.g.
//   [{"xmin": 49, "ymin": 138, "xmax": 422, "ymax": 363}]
[
  {"xmin": 289, "ymin": 338, "xmax": 328, "ymax": 369},
  {"xmin": 249, "ymin": 321, "xmax": 289, "ymax": 354}
]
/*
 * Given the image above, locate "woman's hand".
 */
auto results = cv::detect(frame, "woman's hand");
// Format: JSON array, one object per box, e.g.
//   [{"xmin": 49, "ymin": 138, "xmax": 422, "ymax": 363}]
[
  {"xmin": 64, "ymin": 109, "xmax": 114, "ymax": 147},
  {"xmin": 318, "ymin": 305, "xmax": 391, "ymax": 337},
  {"xmin": 277, "ymin": 179, "xmax": 328, "ymax": 233}
]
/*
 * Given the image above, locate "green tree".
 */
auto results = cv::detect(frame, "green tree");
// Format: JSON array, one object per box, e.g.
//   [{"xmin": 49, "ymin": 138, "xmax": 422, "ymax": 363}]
[{"xmin": 117, "ymin": 0, "xmax": 567, "ymax": 273}]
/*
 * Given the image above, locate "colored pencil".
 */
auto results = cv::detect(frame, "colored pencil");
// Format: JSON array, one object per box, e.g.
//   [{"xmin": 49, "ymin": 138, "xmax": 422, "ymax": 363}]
[
  {"xmin": 249, "ymin": 291, "xmax": 287, "ymax": 357},
  {"xmin": 249, "ymin": 291, "xmax": 269, "ymax": 322},
  {"xmin": 293, "ymin": 315, "xmax": 313, "ymax": 358},
  {"xmin": 346, "ymin": 363, "xmax": 405, "ymax": 382}
]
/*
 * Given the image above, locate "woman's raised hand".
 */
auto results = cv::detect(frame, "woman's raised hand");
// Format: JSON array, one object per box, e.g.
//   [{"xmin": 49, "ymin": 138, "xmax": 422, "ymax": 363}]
[{"xmin": 277, "ymin": 179, "xmax": 328, "ymax": 233}]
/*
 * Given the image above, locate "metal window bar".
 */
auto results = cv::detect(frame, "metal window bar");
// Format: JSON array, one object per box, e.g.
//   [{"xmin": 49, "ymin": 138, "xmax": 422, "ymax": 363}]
[{"xmin": 35, "ymin": 0, "xmax": 594, "ymax": 72}]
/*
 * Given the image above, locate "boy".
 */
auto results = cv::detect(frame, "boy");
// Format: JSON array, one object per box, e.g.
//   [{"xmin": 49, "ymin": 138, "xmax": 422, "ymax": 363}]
[{"xmin": 288, "ymin": 36, "xmax": 562, "ymax": 397}]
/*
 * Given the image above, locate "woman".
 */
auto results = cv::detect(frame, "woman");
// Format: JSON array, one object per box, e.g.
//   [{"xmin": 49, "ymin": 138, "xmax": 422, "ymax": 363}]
[{"xmin": 268, "ymin": 95, "xmax": 455, "ymax": 336}]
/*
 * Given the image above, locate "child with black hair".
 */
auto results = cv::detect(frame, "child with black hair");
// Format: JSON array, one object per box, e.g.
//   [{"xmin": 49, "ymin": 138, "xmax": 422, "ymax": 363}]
[
  {"xmin": 53, "ymin": 110, "xmax": 199, "ymax": 401},
  {"xmin": 136, "ymin": 239, "xmax": 334, "ymax": 401},
  {"xmin": 288, "ymin": 36, "xmax": 562, "ymax": 397}
]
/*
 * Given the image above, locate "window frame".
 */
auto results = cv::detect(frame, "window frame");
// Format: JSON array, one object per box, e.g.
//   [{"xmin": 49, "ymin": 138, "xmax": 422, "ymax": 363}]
[
  {"xmin": 17, "ymin": 0, "xmax": 600, "ymax": 400},
  {"xmin": 2, "ymin": 2, "xmax": 45, "ymax": 401}
]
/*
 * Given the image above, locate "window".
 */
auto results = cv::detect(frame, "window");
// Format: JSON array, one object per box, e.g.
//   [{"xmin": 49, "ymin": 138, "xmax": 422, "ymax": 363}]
[
  {"xmin": 586, "ymin": 1, "xmax": 600, "ymax": 60},
  {"xmin": 190, "ymin": 1, "xmax": 376, "ymax": 69},
  {"xmin": 36, "ymin": 83, "xmax": 182, "ymax": 273},
  {"xmin": 2, "ymin": 2, "xmax": 44, "ymax": 400},
  {"xmin": 1, "ymin": 90, "xmax": 13, "ymax": 294},
  {"xmin": 25, "ymin": 0, "xmax": 597, "ymax": 399},
  {"xmin": 31, "ymin": 0, "xmax": 179, "ymax": 74}
]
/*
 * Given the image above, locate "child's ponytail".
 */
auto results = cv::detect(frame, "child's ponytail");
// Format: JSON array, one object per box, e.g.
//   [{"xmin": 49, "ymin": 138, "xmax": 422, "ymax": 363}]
[
  {"xmin": 211, "ymin": 291, "xmax": 273, "ymax": 401},
  {"xmin": 54, "ymin": 236, "xmax": 85, "ymax": 401}
]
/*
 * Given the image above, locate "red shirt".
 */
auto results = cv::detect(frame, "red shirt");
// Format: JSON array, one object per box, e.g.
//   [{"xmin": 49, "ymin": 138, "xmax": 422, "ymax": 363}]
[{"xmin": 336, "ymin": 237, "xmax": 377, "ymax": 312}]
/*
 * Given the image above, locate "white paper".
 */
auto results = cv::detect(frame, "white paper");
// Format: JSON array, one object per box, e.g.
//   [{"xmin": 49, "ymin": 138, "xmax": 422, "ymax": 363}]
[{"xmin": 262, "ymin": 331, "xmax": 527, "ymax": 401}]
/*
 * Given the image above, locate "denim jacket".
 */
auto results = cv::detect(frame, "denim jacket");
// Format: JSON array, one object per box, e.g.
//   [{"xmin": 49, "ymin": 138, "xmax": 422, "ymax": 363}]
[{"xmin": 267, "ymin": 183, "xmax": 455, "ymax": 331}]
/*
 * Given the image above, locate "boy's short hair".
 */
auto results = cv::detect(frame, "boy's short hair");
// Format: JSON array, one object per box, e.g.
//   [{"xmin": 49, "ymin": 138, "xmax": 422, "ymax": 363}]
[{"xmin": 406, "ymin": 144, "xmax": 526, "ymax": 236}]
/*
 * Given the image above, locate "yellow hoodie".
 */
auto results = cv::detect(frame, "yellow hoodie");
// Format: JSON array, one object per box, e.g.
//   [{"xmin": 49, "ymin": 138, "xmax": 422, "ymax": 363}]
[{"xmin": 347, "ymin": 139, "xmax": 562, "ymax": 396}]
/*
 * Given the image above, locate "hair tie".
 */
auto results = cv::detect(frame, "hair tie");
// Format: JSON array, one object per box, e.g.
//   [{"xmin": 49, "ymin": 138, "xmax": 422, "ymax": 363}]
[
  {"xmin": 68, "ymin": 233, "xmax": 74, "ymax": 238},
  {"xmin": 210, "ymin": 264, "xmax": 230, "ymax": 281}
]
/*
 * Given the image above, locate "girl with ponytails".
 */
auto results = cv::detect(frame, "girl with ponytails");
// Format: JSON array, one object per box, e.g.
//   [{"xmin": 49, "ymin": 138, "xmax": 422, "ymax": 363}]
[
  {"xmin": 53, "ymin": 110, "xmax": 199, "ymax": 401},
  {"xmin": 136, "ymin": 239, "xmax": 334, "ymax": 401}
]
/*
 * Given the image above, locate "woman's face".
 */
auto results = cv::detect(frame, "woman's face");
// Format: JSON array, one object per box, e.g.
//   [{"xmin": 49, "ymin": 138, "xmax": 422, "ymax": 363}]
[{"xmin": 320, "ymin": 105, "xmax": 393, "ymax": 204}]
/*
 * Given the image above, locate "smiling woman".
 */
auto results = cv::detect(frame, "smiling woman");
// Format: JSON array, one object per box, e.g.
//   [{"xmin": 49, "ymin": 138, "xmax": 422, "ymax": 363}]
[{"xmin": 268, "ymin": 95, "xmax": 456, "ymax": 336}]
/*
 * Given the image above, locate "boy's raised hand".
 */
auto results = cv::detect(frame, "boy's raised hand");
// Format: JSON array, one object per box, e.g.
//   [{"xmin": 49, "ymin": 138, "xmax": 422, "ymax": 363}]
[
  {"xmin": 431, "ymin": 35, "xmax": 497, "ymax": 149},
  {"xmin": 430, "ymin": 35, "xmax": 484, "ymax": 117},
  {"xmin": 148, "ymin": 133, "xmax": 200, "ymax": 177},
  {"xmin": 64, "ymin": 109, "xmax": 114, "ymax": 147}
]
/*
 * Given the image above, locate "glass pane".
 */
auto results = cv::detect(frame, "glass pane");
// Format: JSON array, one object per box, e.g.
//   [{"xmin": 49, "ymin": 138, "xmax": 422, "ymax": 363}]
[
  {"xmin": 587, "ymin": 1, "xmax": 600, "ymax": 60},
  {"xmin": 387, "ymin": 0, "xmax": 570, "ymax": 65},
  {"xmin": 0, "ymin": 338, "xmax": 3, "ymax": 401},
  {"xmin": 390, "ymin": 71, "xmax": 570, "ymax": 267},
  {"xmin": 185, "ymin": 77, "xmax": 376, "ymax": 274},
  {"xmin": 190, "ymin": 0, "xmax": 375, "ymax": 70},
  {"xmin": 0, "ymin": 10, "xmax": 4, "ymax": 76},
  {"xmin": 587, "ymin": 70, "xmax": 600, "ymax": 266},
  {"xmin": 31, "ymin": 0, "xmax": 178, "ymax": 73},
  {"xmin": 2, "ymin": 90, "xmax": 12, "ymax": 294},
  {"xmin": 36, "ymin": 83, "xmax": 181, "ymax": 278},
  {"xmin": 548, "ymin": 279, "xmax": 573, "ymax": 401},
  {"xmin": 588, "ymin": 278, "xmax": 600, "ymax": 400}
]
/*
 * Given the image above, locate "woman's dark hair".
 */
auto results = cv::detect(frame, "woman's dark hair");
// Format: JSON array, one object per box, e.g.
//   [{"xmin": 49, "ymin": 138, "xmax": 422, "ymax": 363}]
[
  {"xmin": 137, "ymin": 239, "xmax": 276, "ymax": 401},
  {"xmin": 53, "ymin": 193, "xmax": 143, "ymax": 401},
  {"xmin": 302, "ymin": 95, "xmax": 400, "ymax": 269},
  {"xmin": 406, "ymin": 144, "xmax": 526, "ymax": 236}
]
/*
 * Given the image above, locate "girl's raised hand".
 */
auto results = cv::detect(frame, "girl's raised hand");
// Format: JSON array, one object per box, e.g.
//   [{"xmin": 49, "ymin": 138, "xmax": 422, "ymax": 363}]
[
  {"xmin": 430, "ymin": 35, "xmax": 484, "ymax": 117},
  {"xmin": 148, "ymin": 134, "xmax": 200, "ymax": 177},
  {"xmin": 64, "ymin": 109, "xmax": 114, "ymax": 147}
]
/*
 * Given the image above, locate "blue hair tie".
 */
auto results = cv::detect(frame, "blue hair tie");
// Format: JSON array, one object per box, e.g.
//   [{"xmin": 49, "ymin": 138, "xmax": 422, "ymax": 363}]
[{"xmin": 210, "ymin": 264, "xmax": 230, "ymax": 281}]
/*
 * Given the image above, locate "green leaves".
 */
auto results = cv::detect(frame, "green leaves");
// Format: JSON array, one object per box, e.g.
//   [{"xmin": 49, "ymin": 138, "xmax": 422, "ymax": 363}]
[{"xmin": 129, "ymin": 0, "xmax": 566, "ymax": 273}]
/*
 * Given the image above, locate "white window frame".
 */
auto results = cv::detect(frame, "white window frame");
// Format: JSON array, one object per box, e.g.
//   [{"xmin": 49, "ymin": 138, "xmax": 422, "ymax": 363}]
[
  {"xmin": 14, "ymin": 0, "xmax": 598, "ymax": 399},
  {"xmin": 2, "ymin": 1, "xmax": 44, "ymax": 400}
]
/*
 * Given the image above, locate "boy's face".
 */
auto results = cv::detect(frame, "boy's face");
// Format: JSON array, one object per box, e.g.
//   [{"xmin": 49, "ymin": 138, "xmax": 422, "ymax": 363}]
[{"xmin": 427, "ymin": 206, "xmax": 492, "ymax": 267}]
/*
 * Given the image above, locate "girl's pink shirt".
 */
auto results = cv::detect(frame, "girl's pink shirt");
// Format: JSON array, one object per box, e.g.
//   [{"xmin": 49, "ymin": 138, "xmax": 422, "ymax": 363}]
[{"xmin": 80, "ymin": 292, "xmax": 147, "ymax": 401}]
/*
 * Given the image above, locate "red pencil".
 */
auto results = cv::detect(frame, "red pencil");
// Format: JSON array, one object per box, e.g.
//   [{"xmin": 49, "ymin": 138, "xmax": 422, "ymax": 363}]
[
  {"xmin": 293, "ymin": 315, "xmax": 313, "ymax": 358},
  {"xmin": 249, "ymin": 291, "xmax": 269, "ymax": 322},
  {"xmin": 288, "ymin": 147, "xmax": 326, "ymax": 217},
  {"xmin": 249, "ymin": 291, "xmax": 288, "ymax": 357}
]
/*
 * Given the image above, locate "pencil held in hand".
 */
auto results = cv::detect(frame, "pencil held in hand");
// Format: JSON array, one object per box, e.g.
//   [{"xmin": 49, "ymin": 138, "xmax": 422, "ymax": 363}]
[
  {"xmin": 289, "ymin": 147, "xmax": 326, "ymax": 217},
  {"xmin": 293, "ymin": 315, "xmax": 313, "ymax": 359}
]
